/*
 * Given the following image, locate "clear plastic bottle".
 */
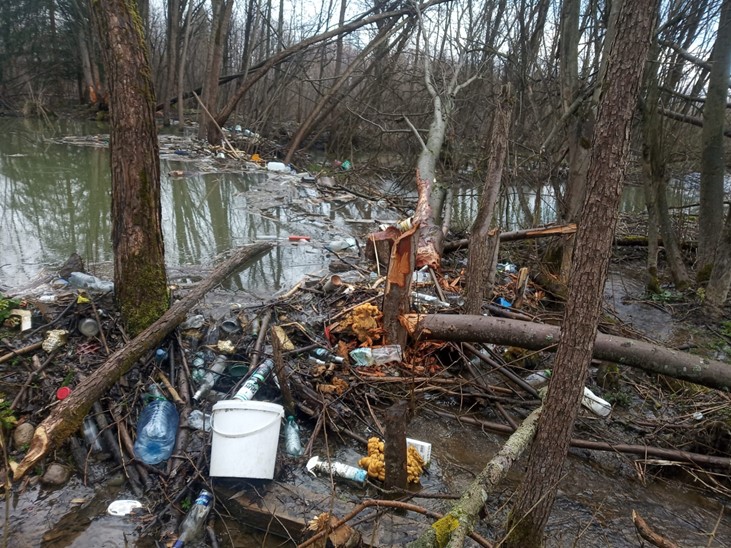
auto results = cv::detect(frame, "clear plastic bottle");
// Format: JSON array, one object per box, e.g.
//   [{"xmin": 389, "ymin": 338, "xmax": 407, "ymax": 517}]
[
  {"xmin": 172, "ymin": 489, "xmax": 213, "ymax": 548},
  {"xmin": 67, "ymin": 272, "xmax": 114, "ymax": 293},
  {"xmin": 82, "ymin": 416, "xmax": 103, "ymax": 452},
  {"xmin": 310, "ymin": 348, "xmax": 345, "ymax": 364},
  {"xmin": 193, "ymin": 355, "xmax": 227, "ymax": 402},
  {"xmin": 187, "ymin": 409, "xmax": 211, "ymax": 432},
  {"xmin": 284, "ymin": 416, "xmax": 303, "ymax": 457},
  {"xmin": 133, "ymin": 385, "xmax": 179, "ymax": 464},
  {"xmin": 234, "ymin": 359, "xmax": 275, "ymax": 401}
]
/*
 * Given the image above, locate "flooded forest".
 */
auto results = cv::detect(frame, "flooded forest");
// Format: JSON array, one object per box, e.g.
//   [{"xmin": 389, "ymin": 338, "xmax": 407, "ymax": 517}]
[{"xmin": 1, "ymin": 0, "xmax": 731, "ymax": 547}]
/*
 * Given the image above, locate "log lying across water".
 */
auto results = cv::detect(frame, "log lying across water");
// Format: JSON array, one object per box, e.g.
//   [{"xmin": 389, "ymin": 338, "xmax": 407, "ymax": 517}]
[
  {"xmin": 403, "ymin": 313, "xmax": 731, "ymax": 391},
  {"xmin": 14, "ymin": 243, "xmax": 273, "ymax": 480}
]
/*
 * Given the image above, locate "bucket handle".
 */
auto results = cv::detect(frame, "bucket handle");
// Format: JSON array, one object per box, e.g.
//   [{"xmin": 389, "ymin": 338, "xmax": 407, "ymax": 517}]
[{"xmin": 211, "ymin": 411, "xmax": 282, "ymax": 438}]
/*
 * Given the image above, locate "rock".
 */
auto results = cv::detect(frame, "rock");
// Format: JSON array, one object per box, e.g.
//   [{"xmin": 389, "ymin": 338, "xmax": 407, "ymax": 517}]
[
  {"xmin": 13, "ymin": 422, "xmax": 35, "ymax": 448},
  {"xmin": 41, "ymin": 463, "xmax": 71, "ymax": 486}
]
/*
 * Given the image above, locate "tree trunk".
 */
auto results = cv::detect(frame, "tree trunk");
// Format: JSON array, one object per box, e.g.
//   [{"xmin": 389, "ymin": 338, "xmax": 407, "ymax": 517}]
[
  {"xmin": 464, "ymin": 84, "xmax": 512, "ymax": 314},
  {"xmin": 697, "ymin": 0, "xmax": 731, "ymax": 276},
  {"xmin": 91, "ymin": 0, "xmax": 168, "ymax": 336},
  {"xmin": 504, "ymin": 0, "xmax": 659, "ymax": 543},
  {"xmin": 403, "ymin": 313, "xmax": 731, "ymax": 390},
  {"xmin": 161, "ymin": 0, "xmax": 181, "ymax": 126},
  {"xmin": 13, "ymin": 243, "xmax": 273, "ymax": 480}
]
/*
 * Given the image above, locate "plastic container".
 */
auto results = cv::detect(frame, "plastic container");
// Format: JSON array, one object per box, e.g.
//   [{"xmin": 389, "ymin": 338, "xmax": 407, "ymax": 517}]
[
  {"xmin": 284, "ymin": 416, "xmax": 304, "ymax": 457},
  {"xmin": 154, "ymin": 348, "xmax": 169, "ymax": 366},
  {"xmin": 266, "ymin": 161, "xmax": 290, "ymax": 173},
  {"xmin": 233, "ymin": 358, "xmax": 275, "ymax": 401},
  {"xmin": 193, "ymin": 355, "xmax": 227, "ymax": 402},
  {"xmin": 133, "ymin": 385, "xmax": 179, "ymax": 465},
  {"xmin": 306, "ymin": 456, "xmax": 366, "ymax": 484},
  {"xmin": 209, "ymin": 400, "xmax": 284, "ymax": 478},
  {"xmin": 68, "ymin": 272, "xmax": 114, "ymax": 293},
  {"xmin": 172, "ymin": 489, "xmax": 213, "ymax": 547},
  {"xmin": 406, "ymin": 438, "xmax": 431, "ymax": 465},
  {"xmin": 78, "ymin": 318, "xmax": 100, "ymax": 337},
  {"xmin": 582, "ymin": 387, "xmax": 612, "ymax": 417}
]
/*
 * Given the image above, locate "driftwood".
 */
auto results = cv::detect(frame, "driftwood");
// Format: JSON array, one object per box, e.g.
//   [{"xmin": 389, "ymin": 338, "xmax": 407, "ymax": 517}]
[
  {"xmin": 403, "ymin": 314, "xmax": 731, "ymax": 391},
  {"xmin": 13, "ymin": 243, "xmax": 273, "ymax": 479},
  {"xmin": 407, "ymin": 407, "xmax": 542, "ymax": 548},
  {"xmin": 443, "ymin": 223, "xmax": 577, "ymax": 252}
]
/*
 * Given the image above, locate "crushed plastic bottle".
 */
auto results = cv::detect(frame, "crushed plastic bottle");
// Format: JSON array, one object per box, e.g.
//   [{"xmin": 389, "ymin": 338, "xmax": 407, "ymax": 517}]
[
  {"xmin": 193, "ymin": 355, "xmax": 227, "ymax": 402},
  {"xmin": 325, "ymin": 238, "xmax": 357, "ymax": 252},
  {"xmin": 133, "ymin": 385, "xmax": 179, "ymax": 465},
  {"xmin": 67, "ymin": 272, "xmax": 114, "ymax": 293},
  {"xmin": 172, "ymin": 489, "xmax": 213, "ymax": 548},
  {"xmin": 233, "ymin": 358, "xmax": 275, "ymax": 401},
  {"xmin": 284, "ymin": 416, "xmax": 304, "ymax": 457},
  {"xmin": 349, "ymin": 345, "xmax": 403, "ymax": 366},
  {"xmin": 187, "ymin": 409, "xmax": 211, "ymax": 432}
]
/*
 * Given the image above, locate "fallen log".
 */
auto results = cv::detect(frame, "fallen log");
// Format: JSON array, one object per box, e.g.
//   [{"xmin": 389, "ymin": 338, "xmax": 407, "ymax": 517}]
[
  {"xmin": 407, "ymin": 407, "xmax": 542, "ymax": 548},
  {"xmin": 403, "ymin": 313, "xmax": 731, "ymax": 391},
  {"xmin": 443, "ymin": 223, "xmax": 577, "ymax": 252},
  {"xmin": 13, "ymin": 243, "xmax": 273, "ymax": 480}
]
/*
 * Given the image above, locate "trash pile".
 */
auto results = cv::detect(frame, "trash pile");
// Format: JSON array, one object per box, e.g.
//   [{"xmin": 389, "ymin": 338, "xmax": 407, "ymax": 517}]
[{"xmin": 4, "ymin": 218, "xmax": 726, "ymax": 546}]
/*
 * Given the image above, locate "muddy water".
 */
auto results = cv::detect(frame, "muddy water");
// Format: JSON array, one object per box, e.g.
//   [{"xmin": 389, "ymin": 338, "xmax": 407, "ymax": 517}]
[{"xmin": 2, "ymin": 119, "xmax": 729, "ymax": 547}]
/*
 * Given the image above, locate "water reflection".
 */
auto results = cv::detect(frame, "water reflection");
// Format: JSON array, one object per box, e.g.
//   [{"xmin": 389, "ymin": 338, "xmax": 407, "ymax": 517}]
[{"xmin": 0, "ymin": 119, "xmax": 396, "ymax": 294}]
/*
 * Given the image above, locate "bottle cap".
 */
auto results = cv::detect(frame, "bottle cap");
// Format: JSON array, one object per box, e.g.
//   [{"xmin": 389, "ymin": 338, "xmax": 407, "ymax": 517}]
[{"xmin": 56, "ymin": 386, "xmax": 72, "ymax": 400}]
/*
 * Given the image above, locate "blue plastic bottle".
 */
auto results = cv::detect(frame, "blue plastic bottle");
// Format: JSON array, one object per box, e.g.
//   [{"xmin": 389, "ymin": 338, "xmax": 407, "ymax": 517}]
[{"xmin": 134, "ymin": 384, "xmax": 179, "ymax": 465}]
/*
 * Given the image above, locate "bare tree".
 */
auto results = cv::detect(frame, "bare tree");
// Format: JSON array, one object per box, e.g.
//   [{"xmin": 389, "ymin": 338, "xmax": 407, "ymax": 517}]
[
  {"xmin": 698, "ymin": 0, "xmax": 731, "ymax": 279},
  {"xmin": 503, "ymin": 0, "xmax": 659, "ymax": 544}
]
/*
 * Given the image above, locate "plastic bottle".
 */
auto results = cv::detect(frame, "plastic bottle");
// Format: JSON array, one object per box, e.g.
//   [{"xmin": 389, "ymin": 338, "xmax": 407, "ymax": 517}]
[
  {"xmin": 233, "ymin": 358, "xmax": 275, "ymax": 401},
  {"xmin": 266, "ymin": 161, "xmax": 290, "ymax": 172},
  {"xmin": 192, "ymin": 355, "xmax": 227, "ymax": 402},
  {"xmin": 582, "ymin": 387, "xmax": 612, "ymax": 417},
  {"xmin": 284, "ymin": 416, "xmax": 304, "ymax": 457},
  {"xmin": 525, "ymin": 369, "xmax": 552, "ymax": 387},
  {"xmin": 78, "ymin": 318, "xmax": 100, "ymax": 337},
  {"xmin": 82, "ymin": 416, "xmax": 103, "ymax": 452},
  {"xmin": 155, "ymin": 348, "xmax": 169, "ymax": 366},
  {"xmin": 325, "ymin": 238, "xmax": 357, "ymax": 252},
  {"xmin": 411, "ymin": 292, "xmax": 451, "ymax": 309},
  {"xmin": 187, "ymin": 409, "xmax": 211, "ymax": 432},
  {"xmin": 310, "ymin": 348, "xmax": 344, "ymax": 364},
  {"xmin": 133, "ymin": 385, "xmax": 179, "ymax": 465},
  {"xmin": 67, "ymin": 272, "xmax": 114, "ymax": 293},
  {"xmin": 172, "ymin": 489, "xmax": 214, "ymax": 548},
  {"xmin": 306, "ymin": 456, "xmax": 366, "ymax": 484}
]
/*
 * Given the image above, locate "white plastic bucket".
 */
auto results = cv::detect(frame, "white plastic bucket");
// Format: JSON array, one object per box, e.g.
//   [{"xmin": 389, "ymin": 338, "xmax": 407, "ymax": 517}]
[{"xmin": 210, "ymin": 400, "xmax": 284, "ymax": 479}]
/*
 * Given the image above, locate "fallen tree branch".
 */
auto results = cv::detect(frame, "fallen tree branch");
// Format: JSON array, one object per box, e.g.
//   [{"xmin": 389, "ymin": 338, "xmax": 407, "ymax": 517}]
[
  {"xmin": 13, "ymin": 243, "xmax": 273, "ymax": 479},
  {"xmin": 432, "ymin": 410, "xmax": 731, "ymax": 469},
  {"xmin": 403, "ymin": 314, "xmax": 731, "ymax": 391},
  {"xmin": 443, "ymin": 224, "xmax": 577, "ymax": 252},
  {"xmin": 632, "ymin": 510, "xmax": 680, "ymax": 548},
  {"xmin": 407, "ymin": 407, "xmax": 542, "ymax": 548}
]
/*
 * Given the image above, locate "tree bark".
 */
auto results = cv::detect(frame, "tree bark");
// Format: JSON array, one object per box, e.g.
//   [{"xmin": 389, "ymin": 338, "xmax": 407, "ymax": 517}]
[
  {"xmin": 464, "ymin": 84, "xmax": 512, "ymax": 314},
  {"xmin": 697, "ymin": 0, "xmax": 731, "ymax": 274},
  {"xmin": 504, "ymin": 0, "xmax": 659, "ymax": 542},
  {"xmin": 403, "ymin": 313, "xmax": 731, "ymax": 391},
  {"xmin": 382, "ymin": 226, "xmax": 416, "ymax": 348},
  {"xmin": 91, "ymin": 0, "xmax": 168, "ymax": 337},
  {"xmin": 13, "ymin": 243, "xmax": 273, "ymax": 480}
]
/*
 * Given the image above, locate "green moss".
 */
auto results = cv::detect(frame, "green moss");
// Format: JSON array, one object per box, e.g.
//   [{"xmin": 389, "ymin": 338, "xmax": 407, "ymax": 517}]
[{"xmin": 431, "ymin": 514, "xmax": 459, "ymax": 547}]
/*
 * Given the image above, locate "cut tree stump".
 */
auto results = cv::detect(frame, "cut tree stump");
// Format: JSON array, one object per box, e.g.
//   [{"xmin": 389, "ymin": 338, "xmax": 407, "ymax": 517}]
[{"xmin": 13, "ymin": 243, "xmax": 273, "ymax": 480}]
